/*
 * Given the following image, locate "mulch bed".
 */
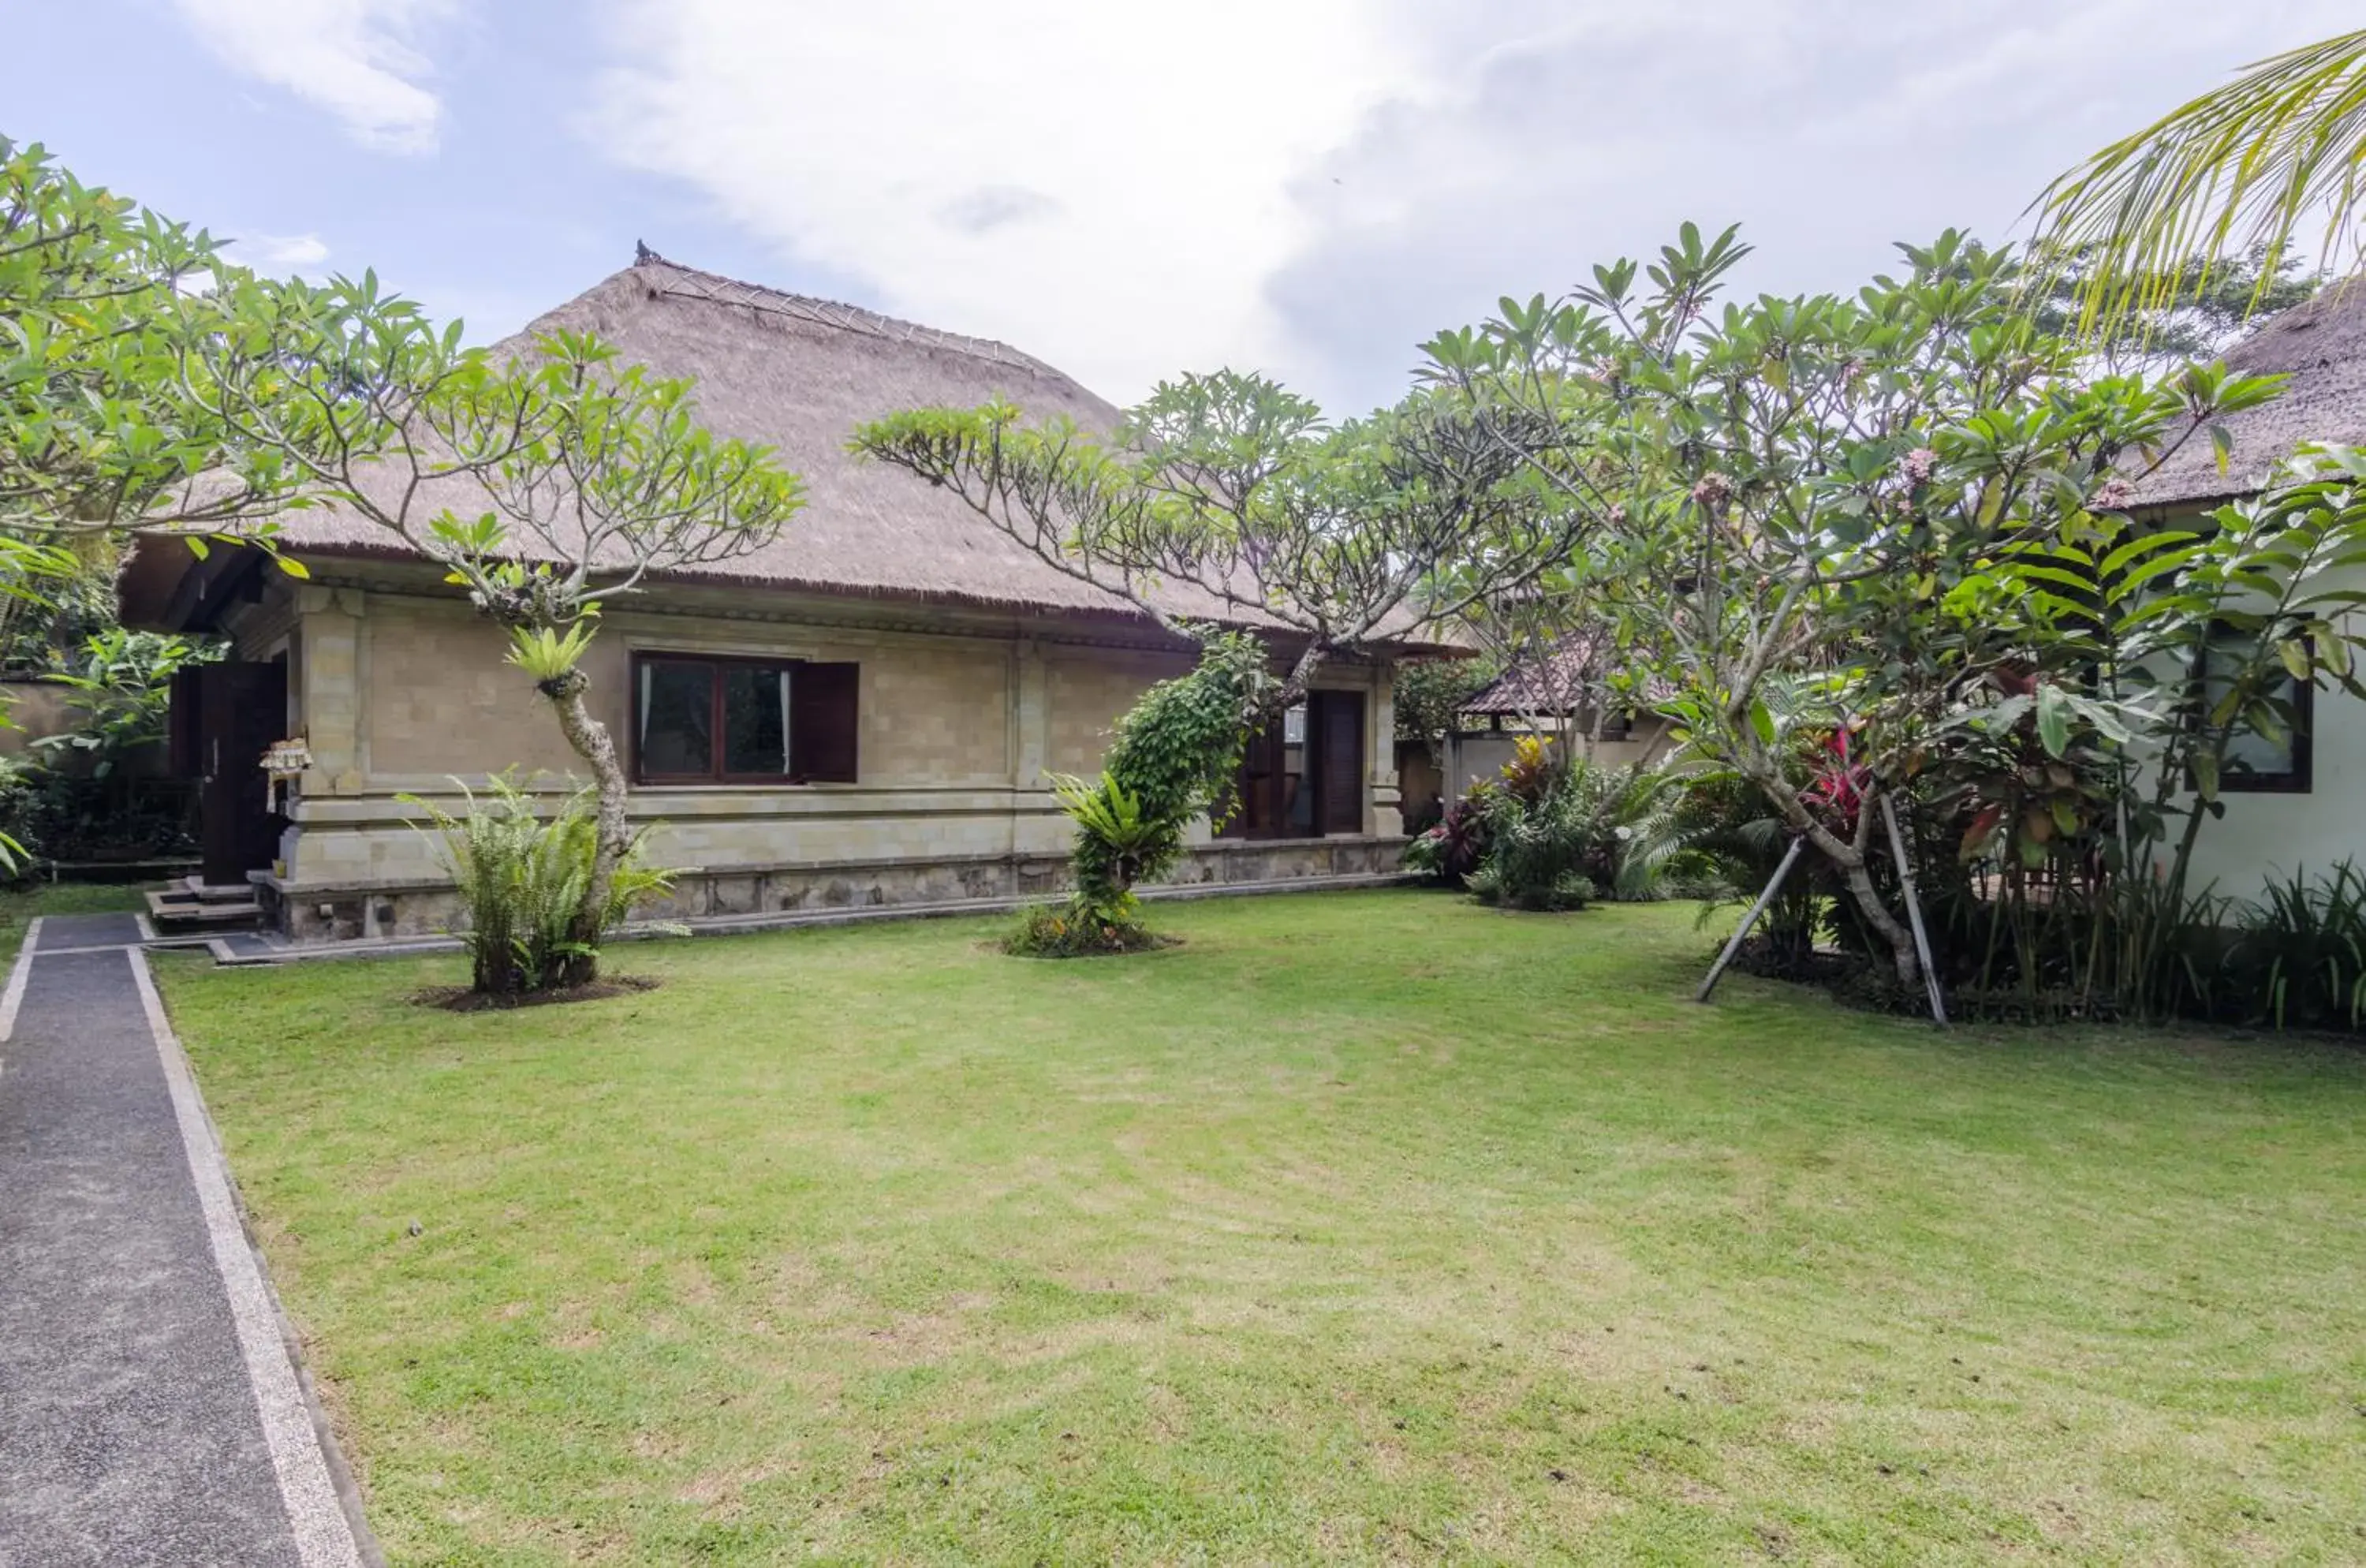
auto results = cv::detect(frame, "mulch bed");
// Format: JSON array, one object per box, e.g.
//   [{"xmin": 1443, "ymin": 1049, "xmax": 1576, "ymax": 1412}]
[
  {"xmin": 995, "ymin": 934, "xmax": 1186, "ymax": 960},
  {"xmin": 414, "ymin": 976, "xmax": 662, "ymax": 1012}
]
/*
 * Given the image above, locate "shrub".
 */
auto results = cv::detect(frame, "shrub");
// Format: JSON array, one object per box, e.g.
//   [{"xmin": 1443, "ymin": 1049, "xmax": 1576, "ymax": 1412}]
[
  {"xmin": 403, "ymin": 773, "xmax": 678, "ymax": 995},
  {"xmin": 1470, "ymin": 775, "xmax": 1600, "ymax": 911},
  {"xmin": 1401, "ymin": 785, "xmax": 1494, "ymax": 885},
  {"xmin": 32, "ymin": 629, "xmax": 223, "ymax": 776},
  {"xmin": 1051, "ymin": 769, "xmax": 1167, "ymax": 927},
  {"xmin": 1672, "ymin": 773, "xmax": 1823, "ymax": 965},
  {"xmin": 1464, "ymin": 749, "xmax": 1689, "ymax": 909},
  {"xmin": 2222, "ymin": 861, "xmax": 2366, "ymax": 1032},
  {"xmin": 2, "ymin": 771, "xmax": 200, "ymax": 868},
  {"xmin": 1002, "ymin": 902, "xmax": 1162, "ymax": 958},
  {"xmin": 1014, "ymin": 630, "xmax": 1272, "ymax": 958}
]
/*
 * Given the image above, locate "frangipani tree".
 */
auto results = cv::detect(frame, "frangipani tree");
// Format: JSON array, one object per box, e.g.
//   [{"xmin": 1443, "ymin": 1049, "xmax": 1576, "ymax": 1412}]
[
  {"xmin": 1424, "ymin": 224, "xmax": 2312, "ymax": 995},
  {"xmin": 0, "ymin": 138, "xmax": 333, "ymax": 868},
  {"xmin": 171, "ymin": 270, "xmax": 804, "ymax": 984},
  {"xmin": 853, "ymin": 371, "xmax": 1590, "ymax": 703},
  {"xmin": 853, "ymin": 371, "xmax": 1597, "ymax": 948},
  {"xmin": 0, "ymin": 137, "xmax": 305, "ymax": 547}
]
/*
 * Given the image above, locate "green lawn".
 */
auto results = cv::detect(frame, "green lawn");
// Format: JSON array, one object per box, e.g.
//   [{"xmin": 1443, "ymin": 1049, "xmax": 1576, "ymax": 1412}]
[{"xmin": 158, "ymin": 891, "xmax": 2366, "ymax": 1565}]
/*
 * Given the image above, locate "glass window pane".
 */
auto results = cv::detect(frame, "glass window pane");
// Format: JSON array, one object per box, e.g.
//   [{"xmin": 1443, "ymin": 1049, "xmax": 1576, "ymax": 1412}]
[
  {"xmin": 1283, "ymin": 703, "xmax": 1312, "ymax": 833},
  {"xmin": 640, "ymin": 661, "xmax": 713, "ymax": 775},
  {"xmin": 2207, "ymin": 633, "xmax": 2297, "ymax": 778},
  {"xmin": 722, "ymin": 664, "xmax": 791, "ymax": 776}
]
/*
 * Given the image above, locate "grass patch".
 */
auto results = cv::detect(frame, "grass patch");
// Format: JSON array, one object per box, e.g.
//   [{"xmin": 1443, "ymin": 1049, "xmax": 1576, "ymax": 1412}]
[{"xmin": 158, "ymin": 891, "xmax": 2366, "ymax": 1564}]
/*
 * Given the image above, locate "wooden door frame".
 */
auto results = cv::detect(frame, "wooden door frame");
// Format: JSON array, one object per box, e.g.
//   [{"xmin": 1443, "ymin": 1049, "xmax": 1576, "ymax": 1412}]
[{"xmin": 1218, "ymin": 689, "xmax": 1365, "ymax": 840}]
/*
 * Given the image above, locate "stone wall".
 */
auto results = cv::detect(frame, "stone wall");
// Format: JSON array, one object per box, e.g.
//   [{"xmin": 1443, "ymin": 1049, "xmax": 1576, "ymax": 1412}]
[
  {"xmin": 0, "ymin": 681, "xmax": 78, "ymax": 759},
  {"xmin": 257, "ymin": 834, "xmax": 1411, "ymax": 943}
]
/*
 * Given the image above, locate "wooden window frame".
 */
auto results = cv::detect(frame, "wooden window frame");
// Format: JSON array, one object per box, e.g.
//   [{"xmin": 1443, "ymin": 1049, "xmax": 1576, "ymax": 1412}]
[
  {"xmin": 630, "ymin": 652, "xmax": 856, "ymax": 787},
  {"xmin": 2191, "ymin": 625, "xmax": 2314, "ymax": 796}
]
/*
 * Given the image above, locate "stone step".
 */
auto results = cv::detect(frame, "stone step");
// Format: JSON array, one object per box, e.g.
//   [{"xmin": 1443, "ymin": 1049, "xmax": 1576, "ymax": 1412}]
[
  {"xmin": 147, "ymin": 888, "xmax": 264, "ymax": 930},
  {"xmin": 177, "ymin": 875, "xmax": 263, "ymax": 905}
]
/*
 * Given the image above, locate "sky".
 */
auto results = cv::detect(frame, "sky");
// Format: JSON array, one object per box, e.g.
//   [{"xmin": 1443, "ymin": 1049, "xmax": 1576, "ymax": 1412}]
[{"xmin": 13, "ymin": 2, "xmax": 2360, "ymax": 415}]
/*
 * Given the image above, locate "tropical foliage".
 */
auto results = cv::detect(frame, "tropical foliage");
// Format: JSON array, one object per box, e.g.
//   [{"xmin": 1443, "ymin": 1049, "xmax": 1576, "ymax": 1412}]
[
  {"xmin": 2034, "ymin": 30, "xmax": 2366, "ymax": 336},
  {"xmin": 402, "ymin": 774, "xmax": 679, "ymax": 995},
  {"xmin": 853, "ymin": 376, "xmax": 1582, "ymax": 705},
  {"xmin": 1013, "ymin": 631, "xmax": 1272, "ymax": 955},
  {"xmin": 2021, "ymin": 242, "xmax": 2325, "ymax": 365},
  {"xmin": 1390, "ymin": 655, "xmax": 1497, "ymax": 767},
  {"xmin": 1409, "ymin": 736, "xmax": 1693, "ymax": 910},
  {"xmin": 2223, "ymin": 861, "xmax": 2366, "ymax": 1032},
  {"xmin": 1418, "ymin": 221, "xmax": 2366, "ymax": 1017},
  {"xmin": 32, "ymin": 629, "xmax": 221, "ymax": 774}
]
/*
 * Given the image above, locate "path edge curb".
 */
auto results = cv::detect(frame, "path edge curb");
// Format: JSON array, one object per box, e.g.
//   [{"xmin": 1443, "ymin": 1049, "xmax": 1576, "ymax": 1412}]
[{"xmin": 129, "ymin": 950, "xmax": 387, "ymax": 1568}]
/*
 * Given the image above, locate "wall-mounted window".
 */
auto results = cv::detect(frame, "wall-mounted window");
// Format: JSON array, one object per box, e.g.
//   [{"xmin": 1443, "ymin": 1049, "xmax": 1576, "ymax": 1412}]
[
  {"xmin": 631, "ymin": 653, "xmax": 859, "ymax": 785},
  {"xmin": 2195, "ymin": 624, "xmax": 2312, "ymax": 794}
]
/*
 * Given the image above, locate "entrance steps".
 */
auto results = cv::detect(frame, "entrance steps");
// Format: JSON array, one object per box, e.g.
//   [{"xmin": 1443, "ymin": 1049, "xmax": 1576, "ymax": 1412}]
[{"xmin": 145, "ymin": 876, "xmax": 264, "ymax": 934}]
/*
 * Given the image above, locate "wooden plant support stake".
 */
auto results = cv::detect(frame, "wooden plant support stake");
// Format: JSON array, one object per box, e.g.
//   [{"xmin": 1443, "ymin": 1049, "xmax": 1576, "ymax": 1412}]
[
  {"xmin": 1880, "ymin": 795, "xmax": 1948, "ymax": 1026},
  {"xmin": 1697, "ymin": 836, "xmax": 1806, "ymax": 1003}
]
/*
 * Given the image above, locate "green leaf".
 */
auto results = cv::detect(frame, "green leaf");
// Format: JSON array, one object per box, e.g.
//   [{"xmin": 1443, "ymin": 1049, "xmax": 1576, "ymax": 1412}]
[
  {"xmin": 2277, "ymin": 638, "xmax": 2312, "ymax": 681},
  {"xmin": 2034, "ymin": 683, "xmax": 2071, "ymax": 758}
]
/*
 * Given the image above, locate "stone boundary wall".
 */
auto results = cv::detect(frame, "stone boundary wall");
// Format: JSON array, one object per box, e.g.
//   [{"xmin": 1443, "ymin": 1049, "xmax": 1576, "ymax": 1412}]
[{"xmin": 256, "ymin": 834, "xmax": 1411, "ymax": 944}]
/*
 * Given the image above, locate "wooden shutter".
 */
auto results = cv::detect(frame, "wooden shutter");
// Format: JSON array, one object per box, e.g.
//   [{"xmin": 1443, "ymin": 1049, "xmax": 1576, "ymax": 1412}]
[
  {"xmin": 1316, "ymin": 691, "xmax": 1364, "ymax": 834},
  {"xmin": 792, "ymin": 662, "xmax": 860, "ymax": 783}
]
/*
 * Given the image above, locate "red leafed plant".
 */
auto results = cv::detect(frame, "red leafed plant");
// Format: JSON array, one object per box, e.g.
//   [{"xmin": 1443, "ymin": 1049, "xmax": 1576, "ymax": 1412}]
[{"xmin": 1800, "ymin": 722, "xmax": 1872, "ymax": 834}]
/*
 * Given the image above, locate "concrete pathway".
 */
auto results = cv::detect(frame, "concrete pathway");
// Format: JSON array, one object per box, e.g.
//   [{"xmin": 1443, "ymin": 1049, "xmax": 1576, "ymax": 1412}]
[{"xmin": 0, "ymin": 914, "xmax": 370, "ymax": 1567}]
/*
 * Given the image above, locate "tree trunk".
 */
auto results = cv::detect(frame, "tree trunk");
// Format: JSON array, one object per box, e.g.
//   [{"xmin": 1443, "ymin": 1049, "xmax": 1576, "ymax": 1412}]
[
  {"xmin": 1274, "ymin": 639, "xmax": 1328, "ymax": 708},
  {"xmin": 1837, "ymin": 853, "xmax": 1923, "ymax": 989},
  {"xmin": 544, "ymin": 680, "xmax": 633, "ymax": 987},
  {"xmin": 1737, "ymin": 754, "xmax": 1925, "ymax": 990}
]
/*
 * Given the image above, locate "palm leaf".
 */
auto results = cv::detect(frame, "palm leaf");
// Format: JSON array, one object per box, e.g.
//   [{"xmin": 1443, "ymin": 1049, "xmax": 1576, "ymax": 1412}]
[{"xmin": 2034, "ymin": 30, "xmax": 2366, "ymax": 338}]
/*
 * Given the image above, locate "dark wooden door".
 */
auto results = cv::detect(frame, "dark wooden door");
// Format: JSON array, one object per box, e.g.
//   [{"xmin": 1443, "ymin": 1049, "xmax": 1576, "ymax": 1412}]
[
  {"xmin": 198, "ymin": 659, "xmax": 287, "ymax": 886},
  {"xmin": 1315, "ymin": 691, "xmax": 1364, "ymax": 835},
  {"xmin": 1219, "ymin": 718, "xmax": 1283, "ymax": 838}
]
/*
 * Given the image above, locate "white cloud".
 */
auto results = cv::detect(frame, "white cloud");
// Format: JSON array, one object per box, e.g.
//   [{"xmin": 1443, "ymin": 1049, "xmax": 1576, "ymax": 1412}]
[
  {"xmin": 175, "ymin": 0, "xmax": 453, "ymax": 153},
  {"xmin": 595, "ymin": 0, "xmax": 1431, "ymax": 401},
  {"xmin": 222, "ymin": 231, "xmax": 332, "ymax": 270},
  {"xmin": 590, "ymin": 1, "xmax": 2366, "ymax": 412},
  {"xmin": 1267, "ymin": 0, "xmax": 2366, "ymax": 410}
]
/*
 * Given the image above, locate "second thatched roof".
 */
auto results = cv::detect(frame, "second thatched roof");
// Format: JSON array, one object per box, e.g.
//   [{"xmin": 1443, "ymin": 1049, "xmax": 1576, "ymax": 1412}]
[{"xmin": 2134, "ymin": 278, "xmax": 2366, "ymax": 510}]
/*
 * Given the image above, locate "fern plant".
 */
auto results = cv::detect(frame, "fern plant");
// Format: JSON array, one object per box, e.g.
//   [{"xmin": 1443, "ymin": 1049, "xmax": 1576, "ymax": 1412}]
[
  {"xmin": 401, "ymin": 771, "xmax": 678, "ymax": 994},
  {"xmin": 1048, "ymin": 769, "xmax": 1166, "ymax": 926}
]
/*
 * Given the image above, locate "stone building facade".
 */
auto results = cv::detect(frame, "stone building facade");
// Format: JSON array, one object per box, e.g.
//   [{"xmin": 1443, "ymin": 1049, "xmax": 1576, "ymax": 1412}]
[{"xmin": 181, "ymin": 561, "xmax": 1404, "ymax": 943}]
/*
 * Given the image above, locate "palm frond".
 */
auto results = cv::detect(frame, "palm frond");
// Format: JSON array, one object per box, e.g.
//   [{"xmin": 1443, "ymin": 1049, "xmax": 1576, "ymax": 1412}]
[{"xmin": 2034, "ymin": 30, "xmax": 2366, "ymax": 338}]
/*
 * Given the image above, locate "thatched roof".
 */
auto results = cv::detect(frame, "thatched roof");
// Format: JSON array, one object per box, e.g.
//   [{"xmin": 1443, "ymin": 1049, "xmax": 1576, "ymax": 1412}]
[
  {"xmin": 1461, "ymin": 630, "xmax": 1670, "ymax": 716},
  {"xmin": 2133, "ymin": 278, "xmax": 2366, "ymax": 509},
  {"xmin": 126, "ymin": 252, "xmax": 1446, "ymax": 648}
]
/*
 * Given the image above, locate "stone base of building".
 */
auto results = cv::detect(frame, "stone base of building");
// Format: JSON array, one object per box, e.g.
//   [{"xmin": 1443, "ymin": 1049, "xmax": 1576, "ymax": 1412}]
[{"xmin": 252, "ymin": 835, "xmax": 1412, "ymax": 945}]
